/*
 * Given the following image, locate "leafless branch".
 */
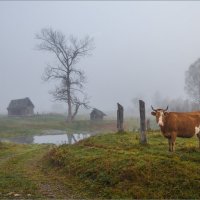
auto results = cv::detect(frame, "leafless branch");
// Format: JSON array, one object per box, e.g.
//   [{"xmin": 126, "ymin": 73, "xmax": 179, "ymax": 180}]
[{"xmin": 36, "ymin": 28, "xmax": 94, "ymax": 121}]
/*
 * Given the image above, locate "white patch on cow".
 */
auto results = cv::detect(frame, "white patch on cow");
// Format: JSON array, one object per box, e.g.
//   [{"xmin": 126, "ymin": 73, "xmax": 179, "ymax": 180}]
[
  {"xmin": 195, "ymin": 125, "xmax": 200, "ymax": 135},
  {"xmin": 158, "ymin": 111, "xmax": 164, "ymax": 126}
]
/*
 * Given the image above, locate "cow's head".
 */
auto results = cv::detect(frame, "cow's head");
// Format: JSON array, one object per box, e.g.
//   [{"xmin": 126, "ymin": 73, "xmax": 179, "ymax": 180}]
[{"xmin": 151, "ymin": 106, "xmax": 169, "ymax": 126}]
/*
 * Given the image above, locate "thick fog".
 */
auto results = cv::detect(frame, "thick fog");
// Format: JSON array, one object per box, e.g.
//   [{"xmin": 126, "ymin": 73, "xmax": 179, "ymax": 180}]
[{"xmin": 1, "ymin": 1, "xmax": 200, "ymax": 115}]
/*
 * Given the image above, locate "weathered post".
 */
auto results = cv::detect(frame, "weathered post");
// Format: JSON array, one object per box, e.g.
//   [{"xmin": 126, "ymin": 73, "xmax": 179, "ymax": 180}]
[
  {"xmin": 139, "ymin": 100, "xmax": 147, "ymax": 144},
  {"xmin": 146, "ymin": 119, "xmax": 151, "ymax": 131},
  {"xmin": 117, "ymin": 103, "xmax": 124, "ymax": 132}
]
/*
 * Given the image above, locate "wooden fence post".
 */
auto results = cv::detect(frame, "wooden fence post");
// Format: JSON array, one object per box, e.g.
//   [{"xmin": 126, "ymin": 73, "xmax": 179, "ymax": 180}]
[
  {"xmin": 146, "ymin": 119, "xmax": 151, "ymax": 131},
  {"xmin": 117, "ymin": 103, "xmax": 124, "ymax": 132},
  {"xmin": 139, "ymin": 100, "xmax": 147, "ymax": 144}
]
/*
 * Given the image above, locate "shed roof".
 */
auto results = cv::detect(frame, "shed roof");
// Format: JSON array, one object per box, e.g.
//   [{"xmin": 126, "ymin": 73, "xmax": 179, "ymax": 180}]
[
  {"xmin": 91, "ymin": 108, "xmax": 106, "ymax": 116},
  {"xmin": 7, "ymin": 97, "xmax": 34, "ymax": 110}
]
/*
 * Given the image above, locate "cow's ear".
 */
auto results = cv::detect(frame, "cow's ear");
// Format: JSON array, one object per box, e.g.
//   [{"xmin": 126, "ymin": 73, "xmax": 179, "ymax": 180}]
[{"xmin": 151, "ymin": 111, "xmax": 156, "ymax": 116}]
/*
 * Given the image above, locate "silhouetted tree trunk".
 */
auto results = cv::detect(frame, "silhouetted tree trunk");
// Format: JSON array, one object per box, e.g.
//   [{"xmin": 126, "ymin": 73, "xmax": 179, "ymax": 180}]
[{"xmin": 36, "ymin": 28, "xmax": 94, "ymax": 121}]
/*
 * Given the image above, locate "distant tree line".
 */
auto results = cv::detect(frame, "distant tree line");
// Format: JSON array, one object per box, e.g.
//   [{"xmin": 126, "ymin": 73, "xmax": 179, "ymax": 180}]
[
  {"xmin": 131, "ymin": 94, "xmax": 200, "ymax": 118},
  {"xmin": 185, "ymin": 58, "xmax": 200, "ymax": 105},
  {"xmin": 152, "ymin": 96, "xmax": 200, "ymax": 112}
]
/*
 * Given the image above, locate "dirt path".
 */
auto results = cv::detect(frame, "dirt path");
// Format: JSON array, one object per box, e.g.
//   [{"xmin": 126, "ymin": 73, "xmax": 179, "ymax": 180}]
[{"xmin": 0, "ymin": 143, "xmax": 76, "ymax": 199}]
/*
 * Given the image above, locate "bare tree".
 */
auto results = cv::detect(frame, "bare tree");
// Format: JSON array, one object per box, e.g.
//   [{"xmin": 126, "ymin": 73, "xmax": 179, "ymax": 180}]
[
  {"xmin": 36, "ymin": 28, "xmax": 94, "ymax": 121},
  {"xmin": 185, "ymin": 58, "xmax": 200, "ymax": 106}
]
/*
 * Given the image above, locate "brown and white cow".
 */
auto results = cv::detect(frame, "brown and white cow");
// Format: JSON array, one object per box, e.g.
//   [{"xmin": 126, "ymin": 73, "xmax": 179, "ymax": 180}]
[{"xmin": 151, "ymin": 106, "xmax": 200, "ymax": 152}]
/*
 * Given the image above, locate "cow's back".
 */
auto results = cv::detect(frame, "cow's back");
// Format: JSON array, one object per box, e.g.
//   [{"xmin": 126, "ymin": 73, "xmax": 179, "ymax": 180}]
[{"xmin": 163, "ymin": 112, "xmax": 200, "ymax": 138}]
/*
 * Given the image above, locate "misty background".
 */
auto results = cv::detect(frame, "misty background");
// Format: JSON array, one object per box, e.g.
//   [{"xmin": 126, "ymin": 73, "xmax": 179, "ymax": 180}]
[{"xmin": 1, "ymin": 1, "xmax": 200, "ymax": 116}]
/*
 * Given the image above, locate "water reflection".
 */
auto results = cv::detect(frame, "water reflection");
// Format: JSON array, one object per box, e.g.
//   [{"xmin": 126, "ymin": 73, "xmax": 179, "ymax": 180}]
[
  {"xmin": 34, "ymin": 133, "xmax": 91, "ymax": 145},
  {"xmin": 0, "ymin": 131, "xmax": 92, "ymax": 145},
  {"xmin": 1, "ymin": 135, "xmax": 34, "ymax": 144}
]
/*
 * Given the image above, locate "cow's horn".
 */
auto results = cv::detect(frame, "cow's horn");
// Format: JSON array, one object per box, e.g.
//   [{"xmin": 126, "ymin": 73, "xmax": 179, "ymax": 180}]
[
  {"xmin": 151, "ymin": 105, "xmax": 156, "ymax": 111},
  {"xmin": 164, "ymin": 106, "xmax": 168, "ymax": 112}
]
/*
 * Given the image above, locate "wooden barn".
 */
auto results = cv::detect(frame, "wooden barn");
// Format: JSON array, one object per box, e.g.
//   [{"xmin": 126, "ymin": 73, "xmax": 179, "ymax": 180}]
[
  {"xmin": 90, "ymin": 108, "xmax": 106, "ymax": 120},
  {"xmin": 7, "ymin": 97, "xmax": 34, "ymax": 116}
]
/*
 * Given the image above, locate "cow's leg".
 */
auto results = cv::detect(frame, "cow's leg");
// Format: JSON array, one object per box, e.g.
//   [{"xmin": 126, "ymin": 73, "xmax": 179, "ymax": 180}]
[
  {"xmin": 197, "ymin": 133, "xmax": 200, "ymax": 149},
  {"xmin": 172, "ymin": 140, "xmax": 176, "ymax": 152},
  {"xmin": 171, "ymin": 133, "xmax": 176, "ymax": 152},
  {"xmin": 168, "ymin": 134, "xmax": 176, "ymax": 152},
  {"xmin": 168, "ymin": 138, "xmax": 172, "ymax": 152}
]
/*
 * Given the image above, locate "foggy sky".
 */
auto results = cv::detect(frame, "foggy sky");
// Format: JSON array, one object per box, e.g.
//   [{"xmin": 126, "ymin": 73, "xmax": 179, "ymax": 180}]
[{"xmin": 1, "ymin": 1, "xmax": 200, "ymax": 114}]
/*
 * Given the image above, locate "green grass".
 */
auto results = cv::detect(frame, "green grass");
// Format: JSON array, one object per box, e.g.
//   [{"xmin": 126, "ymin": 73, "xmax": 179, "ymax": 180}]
[
  {"xmin": 0, "ymin": 114, "xmax": 67, "ymax": 138},
  {"xmin": 0, "ymin": 142, "xmax": 53, "ymax": 198},
  {"xmin": 45, "ymin": 132, "xmax": 200, "ymax": 199},
  {"xmin": 1, "ymin": 116, "xmax": 199, "ymax": 199},
  {"xmin": 1, "ymin": 132, "xmax": 200, "ymax": 198},
  {"xmin": 0, "ymin": 115, "xmax": 157, "ymax": 139},
  {"xmin": 0, "ymin": 115, "xmax": 117, "ymax": 138}
]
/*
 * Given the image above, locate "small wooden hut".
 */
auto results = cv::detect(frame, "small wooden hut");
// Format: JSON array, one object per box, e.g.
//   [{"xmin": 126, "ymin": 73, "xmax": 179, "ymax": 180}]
[
  {"xmin": 7, "ymin": 97, "xmax": 34, "ymax": 116},
  {"xmin": 90, "ymin": 108, "xmax": 106, "ymax": 120}
]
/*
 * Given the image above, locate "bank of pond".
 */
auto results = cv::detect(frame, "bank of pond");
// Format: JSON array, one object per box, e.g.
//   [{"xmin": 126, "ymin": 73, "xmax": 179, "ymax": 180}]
[{"xmin": 0, "ymin": 130, "xmax": 93, "ymax": 145}]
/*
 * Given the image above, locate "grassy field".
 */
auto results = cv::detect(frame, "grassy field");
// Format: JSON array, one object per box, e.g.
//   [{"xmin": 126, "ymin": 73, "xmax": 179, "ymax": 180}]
[
  {"xmin": 45, "ymin": 132, "xmax": 200, "ymax": 199},
  {"xmin": 0, "ymin": 114, "xmax": 150, "ymax": 139},
  {"xmin": 0, "ymin": 114, "xmax": 118, "ymax": 138},
  {"xmin": 1, "ymin": 116, "xmax": 199, "ymax": 199},
  {"xmin": 0, "ymin": 131, "xmax": 200, "ymax": 199},
  {"xmin": 0, "ymin": 142, "xmax": 80, "ymax": 199},
  {"xmin": 0, "ymin": 143, "xmax": 52, "ymax": 198}
]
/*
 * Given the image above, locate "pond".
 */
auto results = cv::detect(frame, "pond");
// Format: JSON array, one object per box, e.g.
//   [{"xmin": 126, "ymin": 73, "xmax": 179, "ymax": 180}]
[{"xmin": 0, "ymin": 130, "xmax": 93, "ymax": 145}]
